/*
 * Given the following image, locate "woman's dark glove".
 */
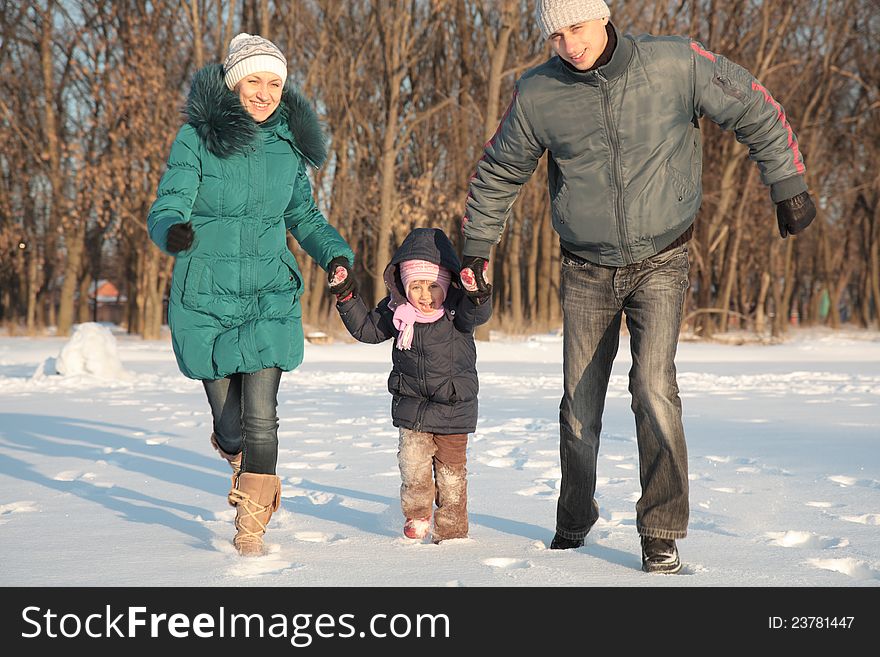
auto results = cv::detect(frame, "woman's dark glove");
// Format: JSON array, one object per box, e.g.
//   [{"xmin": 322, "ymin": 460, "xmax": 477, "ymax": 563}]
[{"xmin": 166, "ymin": 222, "xmax": 194, "ymax": 253}]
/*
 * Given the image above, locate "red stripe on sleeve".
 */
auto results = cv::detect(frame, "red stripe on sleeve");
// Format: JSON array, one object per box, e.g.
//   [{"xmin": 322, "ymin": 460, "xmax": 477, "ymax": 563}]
[
  {"xmin": 750, "ymin": 81, "xmax": 806, "ymax": 175},
  {"xmin": 690, "ymin": 41, "xmax": 716, "ymax": 62}
]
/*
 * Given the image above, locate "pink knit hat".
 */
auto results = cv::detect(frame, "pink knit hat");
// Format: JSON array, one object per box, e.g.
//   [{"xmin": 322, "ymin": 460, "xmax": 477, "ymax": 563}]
[{"xmin": 399, "ymin": 260, "xmax": 451, "ymax": 299}]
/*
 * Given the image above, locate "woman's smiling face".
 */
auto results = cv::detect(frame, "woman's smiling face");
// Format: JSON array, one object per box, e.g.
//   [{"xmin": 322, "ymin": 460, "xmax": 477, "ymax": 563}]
[{"xmin": 235, "ymin": 72, "xmax": 283, "ymax": 122}]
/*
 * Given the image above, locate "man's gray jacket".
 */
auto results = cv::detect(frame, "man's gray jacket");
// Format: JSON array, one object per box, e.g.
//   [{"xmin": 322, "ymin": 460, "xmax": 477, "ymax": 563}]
[{"xmin": 462, "ymin": 25, "xmax": 808, "ymax": 266}]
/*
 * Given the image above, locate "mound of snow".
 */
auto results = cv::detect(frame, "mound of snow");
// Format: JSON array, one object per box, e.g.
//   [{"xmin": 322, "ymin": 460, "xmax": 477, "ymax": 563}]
[{"xmin": 54, "ymin": 323, "xmax": 132, "ymax": 379}]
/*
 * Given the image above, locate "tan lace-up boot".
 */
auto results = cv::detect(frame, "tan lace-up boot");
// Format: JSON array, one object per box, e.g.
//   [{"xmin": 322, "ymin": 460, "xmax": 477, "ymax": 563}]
[
  {"xmin": 227, "ymin": 472, "xmax": 281, "ymax": 556},
  {"xmin": 210, "ymin": 433, "xmax": 242, "ymax": 476}
]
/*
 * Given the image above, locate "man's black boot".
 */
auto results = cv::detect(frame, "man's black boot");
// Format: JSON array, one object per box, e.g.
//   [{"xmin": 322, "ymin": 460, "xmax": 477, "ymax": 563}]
[
  {"xmin": 550, "ymin": 533, "xmax": 584, "ymax": 550},
  {"xmin": 640, "ymin": 536, "xmax": 682, "ymax": 573}
]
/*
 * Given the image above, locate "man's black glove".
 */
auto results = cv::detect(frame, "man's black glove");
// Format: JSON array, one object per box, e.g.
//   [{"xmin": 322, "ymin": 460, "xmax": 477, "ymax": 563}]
[
  {"xmin": 776, "ymin": 191, "xmax": 816, "ymax": 238},
  {"xmin": 327, "ymin": 256, "xmax": 356, "ymax": 300},
  {"xmin": 166, "ymin": 222, "xmax": 194, "ymax": 253},
  {"xmin": 460, "ymin": 256, "xmax": 492, "ymax": 302}
]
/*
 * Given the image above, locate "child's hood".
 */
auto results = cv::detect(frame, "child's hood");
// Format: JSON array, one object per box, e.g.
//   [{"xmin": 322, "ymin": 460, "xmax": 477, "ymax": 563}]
[{"xmin": 382, "ymin": 228, "xmax": 462, "ymax": 308}]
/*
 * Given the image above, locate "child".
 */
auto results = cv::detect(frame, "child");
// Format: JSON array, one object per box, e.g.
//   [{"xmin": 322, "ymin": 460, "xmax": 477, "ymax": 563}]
[{"xmin": 331, "ymin": 227, "xmax": 492, "ymax": 542}]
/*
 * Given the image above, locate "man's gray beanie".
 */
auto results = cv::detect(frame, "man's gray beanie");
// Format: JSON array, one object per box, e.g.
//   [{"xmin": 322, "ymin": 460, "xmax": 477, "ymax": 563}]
[{"xmin": 535, "ymin": 0, "xmax": 611, "ymax": 40}]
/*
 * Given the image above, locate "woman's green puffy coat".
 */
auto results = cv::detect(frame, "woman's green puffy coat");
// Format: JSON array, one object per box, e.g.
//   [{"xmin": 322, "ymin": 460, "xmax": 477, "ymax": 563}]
[{"xmin": 147, "ymin": 64, "xmax": 353, "ymax": 380}]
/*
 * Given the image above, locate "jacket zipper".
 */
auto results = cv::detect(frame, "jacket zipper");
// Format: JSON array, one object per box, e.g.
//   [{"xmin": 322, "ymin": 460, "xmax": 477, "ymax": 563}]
[
  {"xmin": 597, "ymin": 71, "xmax": 633, "ymax": 265},
  {"xmin": 414, "ymin": 328, "xmax": 427, "ymax": 431}
]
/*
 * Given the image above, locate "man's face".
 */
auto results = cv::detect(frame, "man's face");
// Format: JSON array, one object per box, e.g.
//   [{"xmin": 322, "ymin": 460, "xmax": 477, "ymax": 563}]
[{"xmin": 549, "ymin": 18, "xmax": 609, "ymax": 70}]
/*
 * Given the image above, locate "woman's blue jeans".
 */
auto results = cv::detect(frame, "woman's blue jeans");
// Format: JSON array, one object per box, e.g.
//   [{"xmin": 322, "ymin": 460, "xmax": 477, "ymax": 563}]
[
  {"xmin": 202, "ymin": 367, "xmax": 282, "ymax": 475},
  {"xmin": 556, "ymin": 246, "xmax": 690, "ymax": 541}
]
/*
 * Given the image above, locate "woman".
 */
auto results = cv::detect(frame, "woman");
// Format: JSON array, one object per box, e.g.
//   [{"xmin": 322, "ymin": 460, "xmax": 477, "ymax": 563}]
[{"xmin": 147, "ymin": 33, "xmax": 355, "ymax": 556}]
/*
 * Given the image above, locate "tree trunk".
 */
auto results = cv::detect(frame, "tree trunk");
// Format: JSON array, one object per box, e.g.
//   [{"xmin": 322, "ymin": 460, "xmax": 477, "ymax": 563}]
[
  {"xmin": 507, "ymin": 211, "xmax": 523, "ymax": 328},
  {"xmin": 755, "ymin": 271, "xmax": 771, "ymax": 335},
  {"xmin": 308, "ymin": 261, "xmax": 327, "ymax": 328},
  {"xmin": 77, "ymin": 273, "xmax": 92, "ymax": 325},
  {"xmin": 142, "ymin": 248, "xmax": 166, "ymax": 340},
  {"xmin": 717, "ymin": 168, "xmax": 753, "ymax": 332},
  {"xmin": 772, "ymin": 240, "xmax": 795, "ymax": 337},
  {"xmin": 374, "ymin": 82, "xmax": 400, "ymax": 300},
  {"xmin": 39, "ymin": 0, "xmax": 62, "ymax": 332},
  {"xmin": 26, "ymin": 250, "xmax": 40, "ymax": 335},
  {"xmin": 188, "ymin": 0, "xmax": 204, "ymax": 70},
  {"xmin": 868, "ymin": 238, "xmax": 879, "ymax": 328},
  {"xmin": 538, "ymin": 204, "xmax": 555, "ymax": 327},
  {"xmin": 56, "ymin": 226, "xmax": 85, "ymax": 337},
  {"xmin": 217, "ymin": 0, "xmax": 238, "ymax": 60}
]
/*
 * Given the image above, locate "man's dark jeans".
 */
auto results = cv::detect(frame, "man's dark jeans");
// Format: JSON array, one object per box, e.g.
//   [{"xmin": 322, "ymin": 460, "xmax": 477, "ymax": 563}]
[{"xmin": 556, "ymin": 245, "xmax": 690, "ymax": 541}]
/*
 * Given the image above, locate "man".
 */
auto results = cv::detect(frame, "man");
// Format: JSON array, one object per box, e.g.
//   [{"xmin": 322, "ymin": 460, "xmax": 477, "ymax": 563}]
[{"xmin": 458, "ymin": 0, "xmax": 815, "ymax": 573}]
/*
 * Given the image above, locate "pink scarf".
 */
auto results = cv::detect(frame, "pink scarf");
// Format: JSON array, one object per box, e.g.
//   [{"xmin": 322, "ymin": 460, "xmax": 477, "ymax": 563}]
[{"xmin": 392, "ymin": 303, "xmax": 444, "ymax": 350}]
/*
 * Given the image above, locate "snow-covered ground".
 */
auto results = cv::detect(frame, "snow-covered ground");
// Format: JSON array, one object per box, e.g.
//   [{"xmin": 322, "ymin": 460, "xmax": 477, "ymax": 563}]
[{"xmin": 1, "ymin": 325, "xmax": 878, "ymax": 587}]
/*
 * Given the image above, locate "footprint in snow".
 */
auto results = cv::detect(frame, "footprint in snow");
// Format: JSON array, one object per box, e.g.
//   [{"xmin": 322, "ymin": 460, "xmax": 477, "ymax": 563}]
[
  {"xmin": 281, "ymin": 489, "xmax": 336, "ymax": 506},
  {"xmin": 485, "ymin": 446, "xmax": 519, "ymax": 458},
  {"xmin": 314, "ymin": 463, "xmax": 343, "ymax": 471},
  {"xmin": 807, "ymin": 558, "xmax": 880, "ymax": 580},
  {"xmin": 482, "ymin": 558, "xmax": 531, "ymax": 569},
  {"xmin": 0, "ymin": 500, "xmax": 39, "ymax": 524},
  {"xmin": 225, "ymin": 550, "xmax": 304, "ymax": 577},
  {"xmin": 689, "ymin": 518, "xmax": 737, "ymax": 536},
  {"xmin": 278, "ymin": 461, "xmax": 343, "ymax": 471},
  {"xmin": 302, "ymin": 451, "xmax": 334, "ymax": 459},
  {"xmin": 477, "ymin": 457, "xmax": 517, "ymax": 468},
  {"xmin": 306, "ymin": 491, "xmax": 336, "ymax": 505},
  {"xmin": 278, "ymin": 461, "xmax": 313, "ymax": 470},
  {"xmin": 766, "ymin": 530, "xmax": 848, "ymax": 549},
  {"xmin": 597, "ymin": 510, "xmax": 636, "ymax": 527},
  {"xmin": 837, "ymin": 513, "xmax": 880, "ymax": 526},
  {"xmin": 805, "ymin": 501, "xmax": 842, "ymax": 509},
  {"xmin": 520, "ymin": 460, "xmax": 557, "ymax": 470},
  {"xmin": 515, "ymin": 484, "xmax": 557, "ymax": 498},
  {"xmin": 294, "ymin": 531, "xmax": 345, "ymax": 543},
  {"xmin": 828, "ymin": 475, "xmax": 880, "ymax": 489},
  {"xmin": 52, "ymin": 470, "xmax": 98, "ymax": 482},
  {"xmin": 338, "ymin": 497, "xmax": 388, "ymax": 513},
  {"xmin": 372, "ymin": 469, "xmax": 400, "ymax": 478}
]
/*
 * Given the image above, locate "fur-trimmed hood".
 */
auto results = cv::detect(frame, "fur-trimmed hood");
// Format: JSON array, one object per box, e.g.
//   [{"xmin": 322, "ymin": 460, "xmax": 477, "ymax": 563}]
[{"xmin": 185, "ymin": 63, "xmax": 327, "ymax": 167}]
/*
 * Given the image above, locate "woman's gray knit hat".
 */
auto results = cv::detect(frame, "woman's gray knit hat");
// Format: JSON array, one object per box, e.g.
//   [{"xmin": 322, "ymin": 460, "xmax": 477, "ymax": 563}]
[
  {"xmin": 535, "ymin": 0, "xmax": 611, "ymax": 39},
  {"xmin": 223, "ymin": 33, "xmax": 287, "ymax": 90}
]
